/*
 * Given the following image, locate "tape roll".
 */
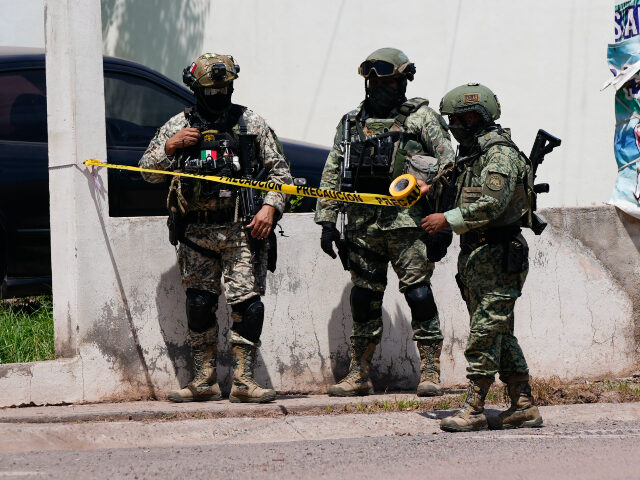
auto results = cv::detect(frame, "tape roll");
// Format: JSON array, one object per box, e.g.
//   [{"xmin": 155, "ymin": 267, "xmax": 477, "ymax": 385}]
[
  {"xmin": 390, "ymin": 173, "xmax": 420, "ymax": 198},
  {"xmin": 84, "ymin": 159, "xmax": 422, "ymax": 208}
]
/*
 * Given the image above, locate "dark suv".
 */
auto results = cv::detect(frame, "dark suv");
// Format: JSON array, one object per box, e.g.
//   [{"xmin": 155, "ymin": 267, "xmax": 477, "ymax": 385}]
[{"xmin": 0, "ymin": 47, "xmax": 327, "ymax": 298}]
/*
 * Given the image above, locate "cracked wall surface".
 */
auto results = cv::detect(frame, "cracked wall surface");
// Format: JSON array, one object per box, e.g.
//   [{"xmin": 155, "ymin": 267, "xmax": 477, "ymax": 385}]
[{"xmin": 2, "ymin": 207, "xmax": 638, "ymax": 407}]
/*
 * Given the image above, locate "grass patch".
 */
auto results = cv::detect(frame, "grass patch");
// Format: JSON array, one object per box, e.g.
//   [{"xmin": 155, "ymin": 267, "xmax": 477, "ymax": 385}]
[
  {"xmin": 531, "ymin": 376, "xmax": 640, "ymax": 405},
  {"xmin": 0, "ymin": 296, "xmax": 55, "ymax": 364}
]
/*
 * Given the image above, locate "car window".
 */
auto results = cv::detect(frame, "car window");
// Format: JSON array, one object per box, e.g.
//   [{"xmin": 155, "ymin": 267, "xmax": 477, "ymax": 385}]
[
  {"xmin": 0, "ymin": 69, "xmax": 47, "ymax": 143},
  {"xmin": 104, "ymin": 71, "xmax": 190, "ymax": 148}
]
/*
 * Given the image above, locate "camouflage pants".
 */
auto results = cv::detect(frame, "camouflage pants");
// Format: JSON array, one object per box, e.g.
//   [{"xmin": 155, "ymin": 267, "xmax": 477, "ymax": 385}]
[
  {"xmin": 457, "ymin": 242, "xmax": 529, "ymax": 380},
  {"xmin": 177, "ymin": 222, "xmax": 268, "ymax": 306},
  {"xmin": 347, "ymin": 227, "xmax": 441, "ymax": 343}
]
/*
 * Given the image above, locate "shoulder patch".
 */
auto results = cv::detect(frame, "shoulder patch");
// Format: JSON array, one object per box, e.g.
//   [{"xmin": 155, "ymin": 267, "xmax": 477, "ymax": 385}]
[{"xmin": 486, "ymin": 172, "xmax": 506, "ymax": 191}]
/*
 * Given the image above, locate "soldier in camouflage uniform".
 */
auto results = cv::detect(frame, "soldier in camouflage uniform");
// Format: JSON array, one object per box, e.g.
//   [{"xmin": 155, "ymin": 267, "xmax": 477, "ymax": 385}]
[
  {"xmin": 421, "ymin": 83, "xmax": 543, "ymax": 431},
  {"xmin": 315, "ymin": 48, "xmax": 455, "ymax": 397},
  {"xmin": 140, "ymin": 53, "xmax": 292, "ymax": 403}
]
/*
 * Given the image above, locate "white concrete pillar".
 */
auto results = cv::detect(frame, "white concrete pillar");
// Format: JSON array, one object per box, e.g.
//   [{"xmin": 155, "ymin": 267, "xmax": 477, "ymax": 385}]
[{"xmin": 45, "ymin": 0, "xmax": 107, "ymax": 357}]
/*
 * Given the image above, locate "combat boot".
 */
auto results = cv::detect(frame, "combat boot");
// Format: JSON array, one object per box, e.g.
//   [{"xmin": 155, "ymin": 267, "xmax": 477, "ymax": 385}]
[
  {"xmin": 328, "ymin": 337, "xmax": 377, "ymax": 397},
  {"xmin": 440, "ymin": 377, "xmax": 492, "ymax": 432},
  {"xmin": 167, "ymin": 327, "xmax": 222, "ymax": 402},
  {"xmin": 490, "ymin": 375, "xmax": 543, "ymax": 429},
  {"xmin": 416, "ymin": 341, "xmax": 443, "ymax": 397},
  {"xmin": 229, "ymin": 334, "xmax": 276, "ymax": 403}
]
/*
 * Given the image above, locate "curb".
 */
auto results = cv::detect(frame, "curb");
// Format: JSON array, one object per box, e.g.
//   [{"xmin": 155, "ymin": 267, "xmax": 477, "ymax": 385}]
[{"xmin": 0, "ymin": 391, "xmax": 465, "ymax": 424}]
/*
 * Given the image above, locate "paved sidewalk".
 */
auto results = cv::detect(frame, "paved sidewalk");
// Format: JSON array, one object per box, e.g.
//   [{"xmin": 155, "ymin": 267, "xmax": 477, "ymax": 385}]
[{"xmin": 1, "ymin": 401, "xmax": 640, "ymax": 455}]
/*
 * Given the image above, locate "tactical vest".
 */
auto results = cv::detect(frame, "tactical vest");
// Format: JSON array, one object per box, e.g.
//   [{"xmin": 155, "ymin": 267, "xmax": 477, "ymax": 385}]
[
  {"xmin": 458, "ymin": 129, "xmax": 533, "ymax": 230},
  {"xmin": 345, "ymin": 98, "xmax": 437, "ymax": 195},
  {"xmin": 178, "ymin": 105, "xmax": 259, "ymax": 201}
]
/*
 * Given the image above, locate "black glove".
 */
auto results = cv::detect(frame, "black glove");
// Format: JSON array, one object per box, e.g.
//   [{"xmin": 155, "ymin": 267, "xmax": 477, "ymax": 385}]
[
  {"xmin": 426, "ymin": 226, "xmax": 453, "ymax": 262},
  {"xmin": 320, "ymin": 222, "xmax": 341, "ymax": 259}
]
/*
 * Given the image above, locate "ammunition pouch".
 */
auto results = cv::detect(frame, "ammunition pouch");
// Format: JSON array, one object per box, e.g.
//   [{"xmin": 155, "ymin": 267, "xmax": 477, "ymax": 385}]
[
  {"xmin": 460, "ymin": 228, "xmax": 528, "ymax": 274},
  {"xmin": 503, "ymin": 232, "xmax": 529, "ymax": 274},
  {"xmin": 349, "ymin": 132, "xmax": 398, "ymax": 194}
]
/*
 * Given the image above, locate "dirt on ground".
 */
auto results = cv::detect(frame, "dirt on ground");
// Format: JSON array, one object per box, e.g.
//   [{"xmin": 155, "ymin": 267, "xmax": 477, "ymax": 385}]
[{"xmin": 286, "ymin": 376, "xmax": 640, "ymax": 418}]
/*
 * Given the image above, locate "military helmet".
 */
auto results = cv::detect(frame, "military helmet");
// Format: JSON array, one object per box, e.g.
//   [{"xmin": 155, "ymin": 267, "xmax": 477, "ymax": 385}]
[
  {"xmin": 183, "ymin": 53, "xmax": 240, "ymax": 90},
  {"xmin": 439, "ymin": 83, "xmax": 501, "ymax": 122},
  {"xmin": 358, "ymin": 48, "xmax": 415, "ymax": 81}
]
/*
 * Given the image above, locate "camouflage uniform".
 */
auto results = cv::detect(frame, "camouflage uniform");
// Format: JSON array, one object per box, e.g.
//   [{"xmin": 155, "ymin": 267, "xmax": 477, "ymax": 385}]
[
  {"xmin": 316, "ymin": 103, "xmax": 455, "ymax": 341},
  {"xmin": 316, "ymin": 99, "xmax": 455, "ymax": 397},
  {"xmin": 140, "ymin": 53, "xmax": 292, "ymax": 404},
  {"xmin": 443, "ymin": 129, "xmax": 530, "ymax": 381},
  {"xmin": 140, "ymin": 108, "xmax": 290, "ymax": 304},
  {"xmin": 437, "ymin": 82, "xmax": 542, "ymax": 431}
]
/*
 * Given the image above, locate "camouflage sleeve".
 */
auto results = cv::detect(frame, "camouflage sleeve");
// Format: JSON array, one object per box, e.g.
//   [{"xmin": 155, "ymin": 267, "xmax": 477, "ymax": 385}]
[
  {"xmin": 415, "ymin": 106, "xmax": 455, "ymax": 170},
  {"xmin": 314, "ymin": 119, "xmax": 344, "ymax": 225},
  {"xmin": 444, "ymin": 145, "xmax": 520, "ymax": 234},
  {"xmin": 253, "ymin": 115, "xmax": 292, "ymax": 215},
  {"xmin": 138, "ymin": 112, "xmax": 187, "ymax": 183}
]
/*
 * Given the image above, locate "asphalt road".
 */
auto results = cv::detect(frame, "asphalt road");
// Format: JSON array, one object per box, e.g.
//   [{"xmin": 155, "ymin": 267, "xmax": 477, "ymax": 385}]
[{"xmin": 1, "ymin": 404, "xmax": 640, "ymax": 479}]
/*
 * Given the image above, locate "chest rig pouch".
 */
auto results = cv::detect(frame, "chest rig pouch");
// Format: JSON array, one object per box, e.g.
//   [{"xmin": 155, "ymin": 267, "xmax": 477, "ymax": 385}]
[
  {"xmin": 179, "ymin": 106, "xmax": 258, "ymax": 201},
  {"xmin": 459, "ymin": 128, "xmax": 532, "ymax": 229},
  {"xmin": 346, "ymin": 98, "xmax": 430, "ymax": 195}
]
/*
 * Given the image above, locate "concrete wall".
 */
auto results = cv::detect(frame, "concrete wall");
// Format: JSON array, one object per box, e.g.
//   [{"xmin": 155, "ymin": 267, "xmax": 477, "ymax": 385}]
[{"xmin": 1, "ymin": 207, "xmax": 639, "ymax": 406}]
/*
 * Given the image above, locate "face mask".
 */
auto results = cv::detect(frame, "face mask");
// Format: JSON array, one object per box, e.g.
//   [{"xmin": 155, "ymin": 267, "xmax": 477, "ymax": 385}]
[
  {"xmin": 449, "ymin": 125, "xmax": 479, "ymax": 147},
  {"xmin": 195, "ymin": 87, "xmax": 233, "ymax": 117},
  {"xmin": 365, "ymin": 84, "xmax": 403, "ymax": 117}
]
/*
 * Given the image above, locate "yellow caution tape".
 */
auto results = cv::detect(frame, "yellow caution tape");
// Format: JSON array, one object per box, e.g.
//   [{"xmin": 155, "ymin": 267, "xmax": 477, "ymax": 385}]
[{"xmin": 84, "ymin": 159, "xmax": 423, "ymax": 207}]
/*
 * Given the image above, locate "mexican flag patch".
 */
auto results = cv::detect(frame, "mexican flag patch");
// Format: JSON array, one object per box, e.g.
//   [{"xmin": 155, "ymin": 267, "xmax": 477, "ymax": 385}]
[{"xmin": 201, "ymin": 150, "xmax": 217, "ymax": 161}]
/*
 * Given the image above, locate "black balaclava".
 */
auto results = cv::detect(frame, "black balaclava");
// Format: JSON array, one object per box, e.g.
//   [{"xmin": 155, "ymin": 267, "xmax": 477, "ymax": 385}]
[
  {"xmin": 364, "ymin": 77, "xmax": 406, "ymax": 118},
  {"xmin": 448, "ymin": 114, "xmax": 493, "ymax": 149},
  {"xmin": 195, "ymin": 85, "xmax": 233, "ymax": 119}
]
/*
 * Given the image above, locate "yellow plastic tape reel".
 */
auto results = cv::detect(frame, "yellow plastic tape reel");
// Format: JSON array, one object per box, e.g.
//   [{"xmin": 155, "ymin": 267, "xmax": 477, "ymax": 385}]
[{"xmin": 389, "ymin": 173, "xmax": 421, "ymax": 199}]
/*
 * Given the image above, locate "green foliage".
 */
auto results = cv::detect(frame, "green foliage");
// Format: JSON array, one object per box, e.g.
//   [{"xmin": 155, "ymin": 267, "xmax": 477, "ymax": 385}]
[
  {"xmin": 288, "ymin": 195, "xmax": 306, "ymax": 213},
  {"xmin": 0, "ymin": 296, "xmax": 55, "ymax": 364}
]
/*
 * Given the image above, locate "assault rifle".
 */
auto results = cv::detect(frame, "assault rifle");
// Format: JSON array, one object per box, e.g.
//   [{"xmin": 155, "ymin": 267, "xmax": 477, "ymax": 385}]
[
  {"xmin": 237, "ymin": 133, "xmax": 262, "ymax": 221},
  {"xmin": 334, "ymin": 115, "xmax": 353, "ymax": 270},
  {"xmin": 527, "ymin": 129, "xmax": 561, "ymax": 235}
]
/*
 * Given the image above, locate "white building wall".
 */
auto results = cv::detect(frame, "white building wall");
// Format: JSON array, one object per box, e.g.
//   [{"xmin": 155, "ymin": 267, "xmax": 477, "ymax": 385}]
[{"xmin": 0, "ymin": 0, "xmax": 622, "ymax": 207}]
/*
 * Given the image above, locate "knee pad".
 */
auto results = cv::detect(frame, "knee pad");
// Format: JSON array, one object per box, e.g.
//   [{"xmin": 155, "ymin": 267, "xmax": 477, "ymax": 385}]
[
  {"xmin": 185, "ymin": 288, "xmax": 218, "ymax": 332},
  {"xmin": 405, "ymin": 283, "xmax": 438, "ymax": 320},
  {"xmin": 231, "ymin": 296, "xmax": 264, "ymax": 343},
  {"xmin": 350, "ymin": 286, "xmax": 383, "ymax": 324}
]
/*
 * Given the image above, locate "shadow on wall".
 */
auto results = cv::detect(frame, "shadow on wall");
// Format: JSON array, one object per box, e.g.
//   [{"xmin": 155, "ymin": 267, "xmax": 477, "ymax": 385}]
[
  {"xmin": 155, "ymin": 263, "xmax": 275, "ymax": 396},
  {"xmin": 327, "ymin": 284, "xmax": 352, "ymax": 384},
  {"xmin": 617, "ymin": 208, "xmax": 640, "ymax": 253},
  {"xmin": 101, "ymin": 0, "xmax": 211, "ymax": 81},
  {"xmin": 327, "ymin": 281, "xmax": 421, "ymax": 392},
  {"xmin": 156, "ymin": 264, "xmax": 191, "ymax": 388}
]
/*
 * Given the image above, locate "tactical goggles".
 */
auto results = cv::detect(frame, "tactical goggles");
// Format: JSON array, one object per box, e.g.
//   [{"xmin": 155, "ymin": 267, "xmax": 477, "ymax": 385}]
[{"xmin": 358, "ymin": 60, "xmax": 398, "ymax": 78}]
